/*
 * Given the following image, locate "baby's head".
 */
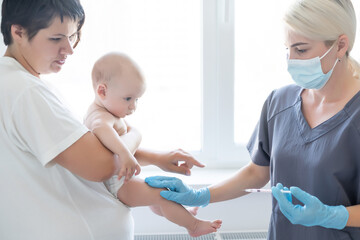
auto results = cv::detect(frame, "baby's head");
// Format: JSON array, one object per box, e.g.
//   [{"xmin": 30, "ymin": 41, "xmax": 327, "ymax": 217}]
[{"xmin": 91, "ymin": 52, "xmax": 146, "ymax": 118}]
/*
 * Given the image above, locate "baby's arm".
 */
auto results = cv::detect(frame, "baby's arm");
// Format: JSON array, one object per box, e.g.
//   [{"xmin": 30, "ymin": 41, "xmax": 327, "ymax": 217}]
[
  {"xmin": 121, "ymin": 121, "xmax": 142, "ymax": 154},
  {"xmin": 86, "ymin": 111, "xmax": 140, "ymax": 181}
]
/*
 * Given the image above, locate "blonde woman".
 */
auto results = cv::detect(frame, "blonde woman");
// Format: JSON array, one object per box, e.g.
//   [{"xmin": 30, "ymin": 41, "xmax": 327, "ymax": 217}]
[{"xmin": 146, "ymin": 0, "xmax": 360, "ymax": 239}]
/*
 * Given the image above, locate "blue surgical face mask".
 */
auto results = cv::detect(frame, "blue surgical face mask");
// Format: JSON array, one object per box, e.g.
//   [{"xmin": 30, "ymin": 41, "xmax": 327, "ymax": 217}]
[{"xmin": 287, "ymin": 44, "xmax": 339, "ymax": 89}]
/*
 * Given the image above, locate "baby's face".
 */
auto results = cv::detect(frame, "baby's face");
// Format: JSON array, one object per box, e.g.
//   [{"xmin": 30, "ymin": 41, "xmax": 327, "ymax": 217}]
[{"xmin": 103, "ymin": 71, "xmax": 145, "ymax": 118}]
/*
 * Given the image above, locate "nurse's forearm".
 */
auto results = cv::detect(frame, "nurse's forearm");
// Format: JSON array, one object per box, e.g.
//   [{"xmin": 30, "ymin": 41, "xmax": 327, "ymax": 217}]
[
  {"xmin": 209, "ymin": 162, "xmax": 270, "ymax": 203},
  {"xmin": 346, "ymin": 205, "xmax": 360, "ymax": 227}
]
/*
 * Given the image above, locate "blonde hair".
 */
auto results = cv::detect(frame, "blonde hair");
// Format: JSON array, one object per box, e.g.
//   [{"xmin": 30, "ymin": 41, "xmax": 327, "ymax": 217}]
[
  {"xmin": 91, "ymin": 52, "xmax": 144, "ymax": 90},
  {"xmin": 284, "ymin": 0, "xmax": 359, "ymax": 79}
]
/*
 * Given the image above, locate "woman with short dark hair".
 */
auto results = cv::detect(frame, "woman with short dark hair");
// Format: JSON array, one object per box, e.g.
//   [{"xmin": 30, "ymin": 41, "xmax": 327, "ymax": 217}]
[{"xmin": 0, "ymin": 1, "xmax": 204, "ymax": 239}]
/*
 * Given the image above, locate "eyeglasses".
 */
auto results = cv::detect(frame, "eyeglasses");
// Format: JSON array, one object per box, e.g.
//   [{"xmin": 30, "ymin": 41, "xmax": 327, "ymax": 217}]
[{"xmin": 70, "ymin": 33, "xmax": 80, "ymax": 49}]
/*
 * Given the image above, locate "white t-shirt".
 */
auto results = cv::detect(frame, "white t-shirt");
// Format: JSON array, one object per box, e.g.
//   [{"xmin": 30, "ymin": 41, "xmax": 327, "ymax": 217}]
[{"xmin": 0, "ymin": 57, "xmax": 134, "ymax": 240}]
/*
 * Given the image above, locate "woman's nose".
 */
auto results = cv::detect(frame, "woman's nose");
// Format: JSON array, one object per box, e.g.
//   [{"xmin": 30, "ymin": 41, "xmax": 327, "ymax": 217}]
[{"xmin": 60, "ymin": 38, "xmax": 74, "ymax": 56}]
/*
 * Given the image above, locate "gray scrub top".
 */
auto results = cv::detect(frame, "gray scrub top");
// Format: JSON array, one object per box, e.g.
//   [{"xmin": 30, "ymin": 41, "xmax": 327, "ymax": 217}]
[{"xmin": 247, "ymin": 84, "xmax": 360, "ymax": 240}]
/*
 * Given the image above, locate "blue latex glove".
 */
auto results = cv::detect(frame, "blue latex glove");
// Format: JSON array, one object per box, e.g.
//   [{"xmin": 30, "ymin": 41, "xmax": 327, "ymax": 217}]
[
  {"xmin": 272, "ymin": 183, "xmax": 349, "ymax": 230},
  {"xmin": 145, "ymin": 176, "xmax": 210, "ymax": 207}
]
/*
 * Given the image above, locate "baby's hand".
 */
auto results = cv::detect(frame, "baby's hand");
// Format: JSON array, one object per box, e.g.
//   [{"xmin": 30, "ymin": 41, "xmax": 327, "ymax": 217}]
[{"xmin": 117, "ymin": 153, "xmax": 141, "ymax": 181}]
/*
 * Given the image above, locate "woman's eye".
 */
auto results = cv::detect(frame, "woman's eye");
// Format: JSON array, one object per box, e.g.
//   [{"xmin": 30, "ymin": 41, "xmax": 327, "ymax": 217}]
[
  {"xmin": 124, "ymin": 97, "xmax": 132, "ymax": 101},
  {"xmin": 50, "ymin": 38, "xmax": 61, "ymax": 41},
  {"xmin": 296, "ymin": 48, "xmax": 307, "ymax": 54}
]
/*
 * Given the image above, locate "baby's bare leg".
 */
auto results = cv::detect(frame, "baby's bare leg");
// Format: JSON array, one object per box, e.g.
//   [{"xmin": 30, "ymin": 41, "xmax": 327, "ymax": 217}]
[
  {"xmin": 117, "ymin": 177, "xmax": 222, "ymax": 237},
  {"xmin": 149, "ymin": 206, "xmax": 198, "ymax": 217}
]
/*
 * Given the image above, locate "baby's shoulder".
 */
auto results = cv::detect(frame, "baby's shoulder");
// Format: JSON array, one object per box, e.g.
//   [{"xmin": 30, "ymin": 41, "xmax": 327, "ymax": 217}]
[{"xmin": 84, "ymin": 105, "xmax": 116, "ymax": 127}]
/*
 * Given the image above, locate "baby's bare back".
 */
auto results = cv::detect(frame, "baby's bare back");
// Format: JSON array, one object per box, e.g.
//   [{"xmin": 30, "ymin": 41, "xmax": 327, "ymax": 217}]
[{"xmin": 84, "ymin": 103, "xmax": 127, "ymax": 135}]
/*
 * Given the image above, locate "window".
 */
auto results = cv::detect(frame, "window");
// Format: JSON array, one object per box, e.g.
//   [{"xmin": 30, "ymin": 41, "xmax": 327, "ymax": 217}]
[
  {"xmin": 200, "ymin": 0, "xmax": 293, "ymax": 166},
  {"xmin": 3, "ymin": 1, "xmax": 360, "ymax": 168},
  {"xmin": 46, "ymin": 0, "xmax": 203, "ymax": 152},
  {"xmin": 234, "ymin": 0, "xmax": 360, "ymax": 146},
  {"xmin": 234, "ymin": 0, "xmax": 360, "ymax": 145},
  {"xmin": 234, "ymin": 0, "xmax": 291, "ymax": 145}
]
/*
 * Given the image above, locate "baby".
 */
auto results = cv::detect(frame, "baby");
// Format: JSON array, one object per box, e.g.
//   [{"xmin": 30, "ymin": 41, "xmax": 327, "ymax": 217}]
[{"xmin": 84, "ymin": 52, "xmax": 222, "ymax": 237}]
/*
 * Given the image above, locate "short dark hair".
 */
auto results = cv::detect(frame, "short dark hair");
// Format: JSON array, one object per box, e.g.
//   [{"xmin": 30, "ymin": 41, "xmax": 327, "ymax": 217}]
[{"xmin": 1, "ymin": 0, "xmax": 85, "ymax": 48}]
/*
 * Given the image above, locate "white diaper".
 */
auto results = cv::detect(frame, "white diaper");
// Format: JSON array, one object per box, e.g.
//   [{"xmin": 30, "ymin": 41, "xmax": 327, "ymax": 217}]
[{"xmin": 104, "ymin": 175, "xmax": 125, "ymax": 199}]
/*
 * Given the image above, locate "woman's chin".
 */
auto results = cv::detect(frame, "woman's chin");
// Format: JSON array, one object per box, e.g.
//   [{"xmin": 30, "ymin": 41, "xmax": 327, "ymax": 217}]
[{"xmin": 50, "ymin": 66, "xmax": 62, "ymax": 74}]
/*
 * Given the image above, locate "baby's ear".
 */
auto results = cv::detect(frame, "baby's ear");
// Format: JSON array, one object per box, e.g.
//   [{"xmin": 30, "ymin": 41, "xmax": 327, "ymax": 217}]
[{"xmin": 96, "ymin": 83, "xmax": 107, "ymax": 99}]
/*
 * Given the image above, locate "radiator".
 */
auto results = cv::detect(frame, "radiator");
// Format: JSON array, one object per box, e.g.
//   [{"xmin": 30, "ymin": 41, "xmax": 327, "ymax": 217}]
[{"xmin": 135, "ymin": 231, "xmax": 267, "ymax": 240}]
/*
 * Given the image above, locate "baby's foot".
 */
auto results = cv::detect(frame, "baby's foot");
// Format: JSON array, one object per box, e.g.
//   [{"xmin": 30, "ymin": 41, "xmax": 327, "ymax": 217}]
[
  {"xmin": 188, "ymin": 219, "xmax": 222, "ymax": 237},
  {"xmin": 187, "ymin": 207, "xmax": 199, "ymax": 216}
]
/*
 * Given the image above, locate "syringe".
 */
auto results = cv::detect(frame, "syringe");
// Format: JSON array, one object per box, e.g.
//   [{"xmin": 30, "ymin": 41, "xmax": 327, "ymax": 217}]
[{"xmin": 244, "ymin": 188, "xmax": 291, "ymax": 193}]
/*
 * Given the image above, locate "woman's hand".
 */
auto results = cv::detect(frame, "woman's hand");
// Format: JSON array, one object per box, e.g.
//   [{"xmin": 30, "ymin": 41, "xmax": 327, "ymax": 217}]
[
  {"xmin": 145, "ymin": 176, "xmax": 210, "ymax": 207},
  {"xmin": 156, "ymin": 149, "xmax": 205, "ymax": 176},
  {"xmin": 135, "ymin": 148, "xmax": 205, "ymax": 176},
  {"xmin": 272, "ymin": 183, "xmax": 349, "ymax": 229}
]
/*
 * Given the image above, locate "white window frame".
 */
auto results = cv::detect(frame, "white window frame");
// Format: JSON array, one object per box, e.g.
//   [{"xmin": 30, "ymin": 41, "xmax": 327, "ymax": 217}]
[
  {"xmin": 191, "ymin": 0, "xmax": 250, "ymax": 168},
  {"xmin": 0, "ymin": 0, "xmax": 251, "ymax": 169},
  {"xmin": 2, "ymin": 1, "xmax": 359, "ymax": 171},
  {"xmin": 197, "ymin": 0, "xmax": 360, "ymax": 169}
]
